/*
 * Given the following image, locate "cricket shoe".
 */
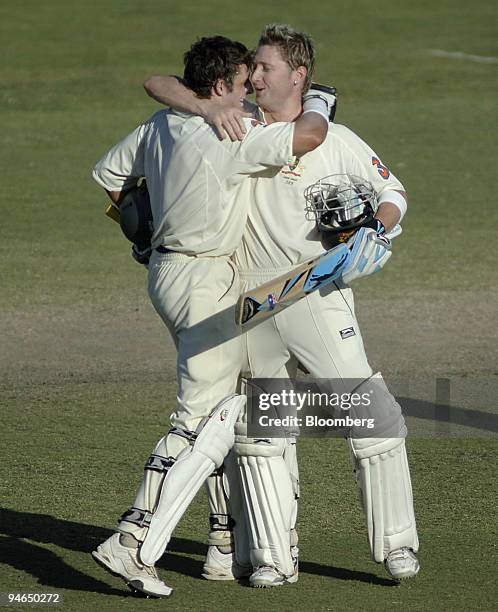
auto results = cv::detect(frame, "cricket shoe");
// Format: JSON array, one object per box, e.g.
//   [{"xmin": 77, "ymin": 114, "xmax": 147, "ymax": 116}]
[
  {"xmin": 384, "ymin": 547, "xmax": 420, "ymax": 581},
  {"xmin": 92, "ymin": 533, "xmax": 173, "ymax": 598},
  {"xmin": 249, "ymin": 565, "xmax": 299, "ymax": 588},
  {"xmin": 249, "ymin": 548, "xmax": 299, "ymax": 588},
  {"xmin": 202, "ymin": 545, "xmax": 252, "ymax": 581}
]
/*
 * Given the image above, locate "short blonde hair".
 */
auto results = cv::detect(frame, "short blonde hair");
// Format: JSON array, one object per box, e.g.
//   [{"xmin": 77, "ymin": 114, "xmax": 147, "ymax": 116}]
[{"xmin": 258, "ymin": 24, "xmax": 315, "ymax": 92}]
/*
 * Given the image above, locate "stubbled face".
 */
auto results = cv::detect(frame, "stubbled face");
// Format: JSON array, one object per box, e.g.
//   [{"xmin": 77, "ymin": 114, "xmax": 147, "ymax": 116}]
[
  {"xmin": 251, "ymin": 45, "xmax": 298, "ymax": 112},
  {"xmin": 222, "ymin": 64, "xmax": 253, "ymax": 106}
]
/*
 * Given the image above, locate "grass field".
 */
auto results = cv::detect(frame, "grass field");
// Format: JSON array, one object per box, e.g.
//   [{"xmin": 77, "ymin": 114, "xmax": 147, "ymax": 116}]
[{"xmin": 1, "ymin": 1, "xmax": 497, "ymax": 610}]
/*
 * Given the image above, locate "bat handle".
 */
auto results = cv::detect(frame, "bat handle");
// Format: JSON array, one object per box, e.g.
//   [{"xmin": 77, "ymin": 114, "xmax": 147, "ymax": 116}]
[{"xmin": 385, "ymin": 224, "xmax": 402, "ymax": 240}]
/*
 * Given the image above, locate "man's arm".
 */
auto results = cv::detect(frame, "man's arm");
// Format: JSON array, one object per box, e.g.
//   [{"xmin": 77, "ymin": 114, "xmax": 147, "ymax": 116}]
[
  {"xmin": 291, "ymin": 111, "xmax": 328, "ymax": 157},
  {"xmin": 93, "ymin": 123, "xmax": 146, "ymax": 193},
  {"xmin": 374, "ymin": 191, "xmax": 407, "ymax": 233},
  {"xmin": 144, "ymin": 75, "xmax": 210, "ymax": 116},
  {"xmin": 144, "ymin": 75, "xmax": 328, "ymax": 152},
  {"xmin": 144, "ymin": 75, "xmax": 253, "ymax": 141},
  {"xmin": 105, "ymin": 189, "xmax": 123, "ymax": 205}
]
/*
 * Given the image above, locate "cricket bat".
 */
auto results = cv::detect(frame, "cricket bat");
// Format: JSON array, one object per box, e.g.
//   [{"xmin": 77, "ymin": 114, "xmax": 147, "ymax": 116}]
[
  {"xmin": 105, "ymin": 202, "xmax": 121, "ymax": 224},
  {"xmin": 235, "ymin": 242, "xmax": 350, "ymax": 327},
  {"xmin": 235, "ymin": 224, "xmax": 402, "ymax": 328}
]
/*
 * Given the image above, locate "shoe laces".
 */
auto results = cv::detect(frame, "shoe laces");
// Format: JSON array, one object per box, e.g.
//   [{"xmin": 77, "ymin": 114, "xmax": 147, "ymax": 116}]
[
  {"xmin": 145, "ymin": 565, "xmax": 160, "ymax": 579},
  {"xmin": 130, "ymin": 548, "xmax": 160, "ymax": 579},
  {"xmin": 255, "ymin": 565, "xmax": 286, "ymax": 579},
  {"xmin": 387, "ymin": 547, "xmax": 412, "ymax": 563}
]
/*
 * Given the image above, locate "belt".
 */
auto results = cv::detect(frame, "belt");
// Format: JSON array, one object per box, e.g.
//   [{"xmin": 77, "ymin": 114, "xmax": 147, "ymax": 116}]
[{"xmin": 156, "ymin": 245, "xmax": 173, "ymax": 254}]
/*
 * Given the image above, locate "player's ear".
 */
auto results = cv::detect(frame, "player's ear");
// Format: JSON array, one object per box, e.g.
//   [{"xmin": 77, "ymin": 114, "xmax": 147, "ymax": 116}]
[
  {"xmin": 213, "ymin": 79, "xmax": 226, "ymax": 97},
  {"xmin": 294, "ymin": 66, "xmax": 307, "ymax": 89}
]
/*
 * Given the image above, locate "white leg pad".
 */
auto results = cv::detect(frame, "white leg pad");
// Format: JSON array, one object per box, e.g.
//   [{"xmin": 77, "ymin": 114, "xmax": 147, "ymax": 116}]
[
  {"xmin": 139, "ymin": 394, "xmax": 245, "ymax": 566},
  {"xmin": 350, "ymin": 373, "xmax": 418, "ymax": 562},
  {"xmin": 283, "ymin": 437, "xmax": 300, "ymax": 531},
  {"xmin": 236, "ymin": 435, "xmax": 295, "ymax": 577},
  {"xmin": 222, "ymin": 450, "xmax": 252, "ymax": 568}
]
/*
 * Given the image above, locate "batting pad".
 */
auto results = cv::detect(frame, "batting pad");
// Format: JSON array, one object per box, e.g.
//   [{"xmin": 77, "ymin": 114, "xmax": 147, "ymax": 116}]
[
  {"xmin": 139, "ymin": 394, "xmax": 245, "ymax": 566},
  {"xmin": 237, "ymin": 452, "xmax": 295, "ymax": 578},
  {"xmin": 283, "ymin": 439, "xmax": 300, "ymax": 530},
  {"xmin": 222, "ymin": 450, "xmax": 251, "ymax": 569},
  {"xmin": 350, "ymin": 438, "xmax": 419, "ymax": 562},
  {"xmin": 349, "ymin": 374, "xmax": 418, "ymax": 562}
]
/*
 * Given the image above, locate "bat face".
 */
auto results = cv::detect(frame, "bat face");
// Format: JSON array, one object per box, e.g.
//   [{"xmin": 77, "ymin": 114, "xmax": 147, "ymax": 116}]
[
  {"xmin": 303, "ymin": 249, "xmax": 349, "ymax": 292},
  {"xmin": 236, "ymin": 242, "xmax": 350, "ymax": 326}
]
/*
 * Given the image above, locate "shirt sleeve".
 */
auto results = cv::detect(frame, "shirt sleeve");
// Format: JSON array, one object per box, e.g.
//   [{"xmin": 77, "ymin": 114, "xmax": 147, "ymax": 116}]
[
  {"xmin": 230, "ymin": 119, "xmax": 295, "ymax": 170},
  {"xmin": 92, "ymin": 122, "xmax": 147, "ymax": 192},
  {"xmin": 332, "ymin": 125, "xmax": 405, "ymax": 195}
]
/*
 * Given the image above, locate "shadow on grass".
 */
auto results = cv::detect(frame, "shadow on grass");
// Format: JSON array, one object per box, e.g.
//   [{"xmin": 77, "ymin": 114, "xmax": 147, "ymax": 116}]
[
  {"xmin": 0, "ymin": 535, "xmax": 125, "ymax": 596},
  {"xmin": 0, "ymin": 508, "xmax": 206, "ymax": 596},
  {"xmin": 299, "ymin": 560, "xmax": 395, "ymax": 587},
  {"xmin": 236, "ymin": 561, "xmax": 394, "ymax": 588},
  {"xmin": 0, "ymin": 508, "xmax": 394, "ymax": 593}
]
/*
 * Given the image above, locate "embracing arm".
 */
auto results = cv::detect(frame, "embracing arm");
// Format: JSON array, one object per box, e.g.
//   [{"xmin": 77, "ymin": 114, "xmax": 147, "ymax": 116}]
[
  {"xmin": 144, "ymin": 75, "xmax": 253, "ymax": 141},
  {"xmin": 144, "ymin": 75, "xmax": 207, "ymax": 115},
  {"xmin": 292, "ymin": 111, "xmax": 328, "ymax": 157},
  {"xmin": 290, "ymin": 85, "xmax": 337, "ymax": 156}
]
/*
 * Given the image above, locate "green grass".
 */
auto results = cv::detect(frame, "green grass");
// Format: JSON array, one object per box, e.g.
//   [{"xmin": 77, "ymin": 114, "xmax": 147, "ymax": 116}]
[
  {"xmin": 1, "ymin": 1, "xmax": 497, "ymax": 610},
  {"xmin": 1, "ymin": 0, "xmax": 497, "ymax": 308},
  {"xmin": 1, "ymin": 385, "xmax": 497, "ymax": 611}
]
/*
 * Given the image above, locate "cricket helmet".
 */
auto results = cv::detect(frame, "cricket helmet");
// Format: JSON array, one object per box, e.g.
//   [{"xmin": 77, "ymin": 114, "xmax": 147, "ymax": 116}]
[
  {"xmin": 304, "ymin": 174, "xmax": 377, "ymax": 234},
  {"xmin": 119, "ymin": 179, "xmax": 154, "ymax": 251}
]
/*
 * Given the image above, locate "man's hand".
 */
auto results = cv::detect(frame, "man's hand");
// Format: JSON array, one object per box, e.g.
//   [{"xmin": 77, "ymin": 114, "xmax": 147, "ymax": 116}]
[
  {"xmin": 200, "ymin": 102, "xmax": 253, "ymax": 141},
  {"xmin": 143, "ymin": 75, "xmax": 253, "ymax": 141},
  {"xmin": 341, "ymin": 227, "xmax": 392, "ymax": 285}
]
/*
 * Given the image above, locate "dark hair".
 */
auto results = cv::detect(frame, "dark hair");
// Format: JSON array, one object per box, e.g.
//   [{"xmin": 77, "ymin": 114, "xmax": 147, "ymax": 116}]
[
  {"xmin": 258, "ymin": 24, "xmax": 315, "ymax": 92},
  {"xmin": 183, "ymin": 36, "xmax": 252, "ymax": 98}
]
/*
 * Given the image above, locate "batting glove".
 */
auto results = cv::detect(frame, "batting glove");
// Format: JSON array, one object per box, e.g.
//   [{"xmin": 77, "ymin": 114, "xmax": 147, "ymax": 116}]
[
  {"xmin": 341, "ymin": 227, "xmax": 392, "ymax": 285},
  {"xmin": 303, "ymin": 83, "xmax": 338, "ymax": 122}
]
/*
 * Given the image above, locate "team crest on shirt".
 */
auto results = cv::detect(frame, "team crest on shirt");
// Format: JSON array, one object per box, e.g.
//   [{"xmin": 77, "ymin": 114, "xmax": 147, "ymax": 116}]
[
  {"xmin": 372, "ymin": 156, "xmax": 390, "ymax": 179},
  {"xmin": 281, "ymin": 157, "xmax": 305, "ymax": 183}
]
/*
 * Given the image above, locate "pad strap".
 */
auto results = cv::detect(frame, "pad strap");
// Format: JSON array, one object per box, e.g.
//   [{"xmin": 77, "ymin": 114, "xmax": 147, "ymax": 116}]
[
  {"xmin": 144, "ymin": 454, "xmax": 175, "ymax": 473},
  {"xmin": 120, "ymin": 507, "xmax": 152, "ymax": 529}
]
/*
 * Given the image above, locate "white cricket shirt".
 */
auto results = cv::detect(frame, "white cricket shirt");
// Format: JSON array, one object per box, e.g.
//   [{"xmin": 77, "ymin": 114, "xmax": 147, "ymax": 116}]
[
  {"xmin": 93, "ymin": 110, "xmax": 294, "ymax": 256},
  {"xmin": 233, "ymin": 123, "xmax": 405, "ymax": 270}
]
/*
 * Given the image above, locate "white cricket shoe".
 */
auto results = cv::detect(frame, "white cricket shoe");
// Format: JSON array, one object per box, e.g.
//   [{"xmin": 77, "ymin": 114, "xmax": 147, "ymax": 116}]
[
  {"xmin": 385, "ymin": 547, "xmax": 420, "ymax": 581},
  {"xmin": 202, "ymin": 545, "xmax": 251, "ymax": 581},
  {"xmin": 249, "ymin": 548, "xmax": 299, "ymax": 589},
  {"xmin": 92, "ymin": 533, "xmax": 173, "ymax": 598},
  {"xmin": 249, "ymin": 565, "xmax": 299, "ymax": 588}
]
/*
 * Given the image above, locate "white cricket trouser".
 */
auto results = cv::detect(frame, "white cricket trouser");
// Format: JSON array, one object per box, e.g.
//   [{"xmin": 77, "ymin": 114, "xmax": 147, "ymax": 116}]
[{"xmin": 149, "ymin": 250, "xmax": 243, "ymax": 432}]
